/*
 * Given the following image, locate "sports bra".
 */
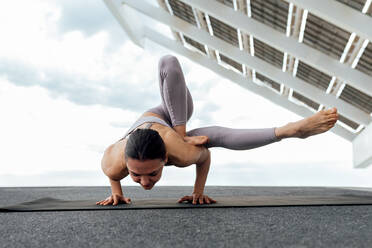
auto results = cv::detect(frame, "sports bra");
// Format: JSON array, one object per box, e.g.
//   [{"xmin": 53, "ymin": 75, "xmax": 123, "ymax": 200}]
[{"xmin": 118, "ymin": 115, "xmax": 172, "ymax": 142}]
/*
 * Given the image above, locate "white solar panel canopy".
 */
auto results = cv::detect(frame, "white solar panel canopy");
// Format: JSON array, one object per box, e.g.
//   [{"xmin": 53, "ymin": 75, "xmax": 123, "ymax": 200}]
[{"xmin": 104, "ymin": 0, "xmax": 372, "ymax": 168}]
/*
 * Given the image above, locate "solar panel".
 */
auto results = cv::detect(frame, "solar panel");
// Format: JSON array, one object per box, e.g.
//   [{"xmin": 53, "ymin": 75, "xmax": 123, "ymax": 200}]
[
  {"xmin": 253, "ymin": 38, "xmax": 284, "ymax": 69},
  {"xmin": 209, "ymin": 15, "xmax": 239, "ymax": 47},
  {"xmin": 296, "ymin": 61, "xmax": 332, "ymax": 91},
  {"xmin": 303, "ymin": 13, "xmax": 351, "ymax": 60},
  {"xmin": 292, "ymin": 90, "xmax": 320, "ymax": 111},
  {"xmin": 159, "ymin": 0, "xmax": 372, "ymax": 135},
  {"xmin": 183, "ymin": 35, "xmax": 207, "ymax": 54},
  {"xmin": 250, "ymin": 0, "xmax": 289, "ymax": 33},
  {"xmin": 219, "ymin": 53, "xmax": 243, "ymax": 73},
  {"xmin": 168, "ymin": 0, "xmax": 197, "ymax": 26},
  {"xmin": 355, "ymin": 42, "xmax": 372, "ymax": 76},
  {"xmin": 256, "ymin": 72, "xmax": 281, "ymax": 92},
  {"xmin": 334, "ymin": 0, "xmax": 366, "ymax": 12},
  {"xmin": 338, "ymin": 113, "xmax": 360, "ymax": 130},
  {"xmin": 339, "ymin": 84, "xmax": 372, "ymax": 114},
  {"xmin": 215, "ymin": 0, "xmax": 234, "ymax": 8}
]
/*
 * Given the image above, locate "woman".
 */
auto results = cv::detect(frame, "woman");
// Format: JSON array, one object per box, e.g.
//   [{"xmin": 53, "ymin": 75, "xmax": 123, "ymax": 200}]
[{"xmin": 96, "ymin": 55, "xmax": 339, "ymax": 206}]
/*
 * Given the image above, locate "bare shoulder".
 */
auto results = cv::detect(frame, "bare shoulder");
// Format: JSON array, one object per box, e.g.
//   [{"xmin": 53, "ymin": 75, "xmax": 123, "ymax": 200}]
[
  {"xmin": 101, "ymin": 143, "xmax": 128, "ymax": 181},
  {"xmin": 162, "ymin": 129, "xmax": 205, "ymax": 167}
]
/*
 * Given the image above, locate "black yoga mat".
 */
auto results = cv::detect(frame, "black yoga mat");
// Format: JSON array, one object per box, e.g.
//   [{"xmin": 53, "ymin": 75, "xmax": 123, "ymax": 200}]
[{"xmin": 2, "ymin": 194, "xmax": 372, "ymax": 212}]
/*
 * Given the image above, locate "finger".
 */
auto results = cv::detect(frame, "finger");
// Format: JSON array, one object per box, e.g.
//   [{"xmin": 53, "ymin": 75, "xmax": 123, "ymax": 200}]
[
  {"xmin": 205, "ymin": 197, "xmax": 210, "ymax": 204},
  {"xmin": 113, "ymin": 196, "xmax": 118, "ymax": 206},
  {"xmin": 199, "ymin": 197, "xmax": 204, "ymax": 205},
  {"xmin": 179, "ymin": 197, "xmax": 189, "ymax": 203},
  {"xmin": 192, "ymin": 196, "xmax": 197, "ymax": 205},
  {"xmin": 209, "ymin": 197, "xmax": 217, "ymax": 203},
  {"xmin": 125, "ymin": 198, "xmax": 131, "ymax": 204}
]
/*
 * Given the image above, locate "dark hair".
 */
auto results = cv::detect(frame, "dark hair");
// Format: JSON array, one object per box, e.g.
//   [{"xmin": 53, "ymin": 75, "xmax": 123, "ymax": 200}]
[{"xmin": 125, "ymin": 128, "xmax": 167, "ymax": 161}]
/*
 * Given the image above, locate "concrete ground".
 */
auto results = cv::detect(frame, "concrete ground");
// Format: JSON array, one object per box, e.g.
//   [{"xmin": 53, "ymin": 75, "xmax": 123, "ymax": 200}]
[{"xmin": 1, "ymin": 186, "xmax": 372, "ymax": 248}]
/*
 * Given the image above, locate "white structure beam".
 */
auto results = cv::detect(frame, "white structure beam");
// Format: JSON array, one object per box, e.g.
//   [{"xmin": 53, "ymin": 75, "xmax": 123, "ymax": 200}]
[
  {"xmin": 143, "ymin": 28, "xmax": 355, "ymax": 141},
  {"xmin": 353, "ymin": 122, "xmax": 372, "ymax": 168},
  {"xmin": 156, "ymin": 0, "xmax": 183, "ymax": 43},
  {"xmin": 283, "ymin": 0, "xmax": 372, "ymax": 42},
  {"xmin": 103, "ymin": 0, "xmax": 145, "ymax": 48},
  {"xmin": 179, "ymin": 0, "xmax": 372, "ymax": 97},
  {"xmin": 122, "ymin": 0, "xmax": 371, "ymax": 126}
]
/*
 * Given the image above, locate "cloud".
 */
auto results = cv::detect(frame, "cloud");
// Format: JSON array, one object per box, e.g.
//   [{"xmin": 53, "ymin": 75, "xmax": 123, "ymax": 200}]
[
  {"xmin": 57, "ymin": 0, "xmax": 116, "ymax": 34},
  {"xmin": 0, "ymin": 0, "xmax": 164, "ymax": 113},
  {"xmin": 55, "ymin": 0, "xmax": 129, "ymax": 53},
  {"xmin": 0, "ymin": 57, "xmax": 159, "ymax": 111},
  {"xmin": 0, "ymin": 78, "xmax": 136, "ymax": 174}
]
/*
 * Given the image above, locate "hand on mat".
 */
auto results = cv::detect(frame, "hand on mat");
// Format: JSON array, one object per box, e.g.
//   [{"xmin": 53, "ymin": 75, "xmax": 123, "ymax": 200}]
[
  {"xmin": 177, "ymin": 193, "xmax": 217, "ymax": 205},
  {"xmin": 183, "ymin": 135, "xmax": 209, "ymax": 146},
  {"xmin": 96, "ymin": 193, "xmax": 131, "ymax": 206}
]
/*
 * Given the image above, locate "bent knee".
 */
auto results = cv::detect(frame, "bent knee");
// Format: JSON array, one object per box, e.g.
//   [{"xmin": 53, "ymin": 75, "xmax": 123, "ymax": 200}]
[{"xmin": 159, "ymin": 54, "xmax": 179, "ymax": 69}]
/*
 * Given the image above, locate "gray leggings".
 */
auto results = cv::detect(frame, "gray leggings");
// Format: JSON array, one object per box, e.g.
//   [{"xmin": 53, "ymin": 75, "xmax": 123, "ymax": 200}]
[{"xmin": 146, "ymin": 55, "xmax": 282, "ymax": 150}]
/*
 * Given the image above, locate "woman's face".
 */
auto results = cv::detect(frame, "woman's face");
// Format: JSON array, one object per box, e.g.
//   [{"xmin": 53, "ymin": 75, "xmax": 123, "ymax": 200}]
[{"xmin": 126, "ymin": 157, "xmax": 166, "ymax": 190}]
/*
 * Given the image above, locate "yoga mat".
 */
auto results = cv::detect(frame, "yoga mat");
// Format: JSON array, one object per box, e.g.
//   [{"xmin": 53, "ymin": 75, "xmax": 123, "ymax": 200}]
[{"xmin": 2, "ymin": 194, "xmax": 372, "ymax": 212}]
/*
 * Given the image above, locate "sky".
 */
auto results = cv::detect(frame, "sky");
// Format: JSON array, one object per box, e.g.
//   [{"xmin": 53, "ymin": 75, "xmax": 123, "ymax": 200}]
[{"xmin": 0, "ymin": 0, "xmax": 371, "ymax": 187}]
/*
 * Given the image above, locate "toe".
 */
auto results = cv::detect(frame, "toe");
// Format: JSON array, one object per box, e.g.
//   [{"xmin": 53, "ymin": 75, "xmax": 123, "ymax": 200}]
[
  {"xmin": 326, "ymin": 107, "xmax": 337, "ymax": 114},
  {"xmin": 328, "ymin": 117, "xmax": 337, "ymax": 123}
]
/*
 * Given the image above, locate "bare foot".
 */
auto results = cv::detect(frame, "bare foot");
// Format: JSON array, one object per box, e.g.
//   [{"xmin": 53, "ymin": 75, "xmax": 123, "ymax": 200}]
[
  {"xmin": 291, "ymin": 107, "xmax": 339, "ymax": 139},
  {"xmin": 183, "ymin": 135, "xmax": 209, "ymax": 145}
]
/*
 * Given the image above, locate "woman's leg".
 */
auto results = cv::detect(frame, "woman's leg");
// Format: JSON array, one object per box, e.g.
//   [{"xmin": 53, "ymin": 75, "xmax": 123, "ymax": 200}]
[
  {"xmin": 150, "ymin": 55, "xmax": 280, "ymax": 150},
  {"xmin": 186, "ymin": 126, "xmax": 281, "ymax": 150},
  {"xmin": 146, "ymin": 55, "xmax": 193, "ymax": 127},
  {"xmin": 185, "ymin": 107, "xmax": 340, "ymax": 149}
]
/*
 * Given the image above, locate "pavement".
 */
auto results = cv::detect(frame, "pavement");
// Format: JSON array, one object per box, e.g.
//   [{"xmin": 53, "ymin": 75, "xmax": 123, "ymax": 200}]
[{"xmin": 1, "ymin": 186, "xmax": 372, "ymax": 248}]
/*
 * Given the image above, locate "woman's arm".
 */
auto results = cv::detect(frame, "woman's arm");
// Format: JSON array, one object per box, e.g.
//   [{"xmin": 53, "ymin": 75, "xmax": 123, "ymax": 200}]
[
  {"xmin": 164, "ymin": 130, "xmax": 208, "ymax": 167},
  {"xmin": 177, "ymin": 147, "xmax": 216, "ymax": 204},
  {"xmin": 193, "ymin": 148, "xmax": 211, "ymax": 194},
  {"xmin": 173, "ymin": 124, "xmax": 186, "ymax": 137},
  {"xmin": 160, "ymin": 129, "xmax": 217, "ymax": 204},
  {"xmin": 101, "ymin": 145, "xmax": 129, "ymax": 195},
  {"xmin": 96, "ymin": 177, "xmax": 131, "ymax": 205},
  {"xmin": 109, "ymin": 178, "xmax": 124, "ymax": 196}
]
